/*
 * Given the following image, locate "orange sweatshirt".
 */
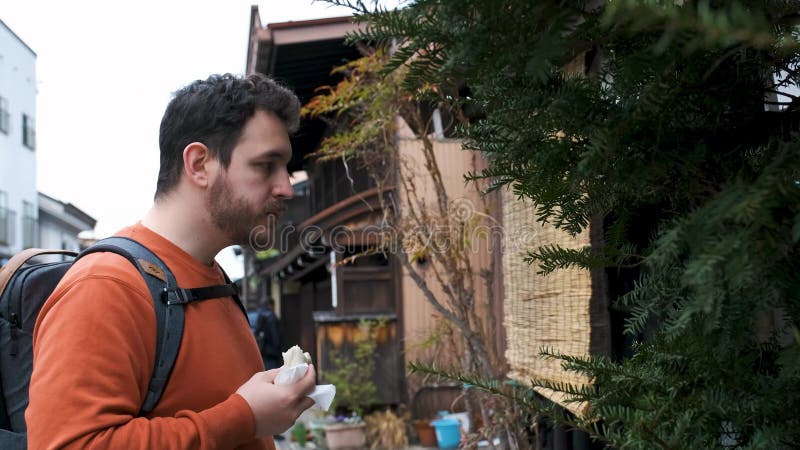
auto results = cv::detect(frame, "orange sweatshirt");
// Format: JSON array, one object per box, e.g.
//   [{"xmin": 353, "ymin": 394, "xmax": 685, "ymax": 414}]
[{"xmin": 26, "ymin": 223, "xmax": 275, "ymax": 450}]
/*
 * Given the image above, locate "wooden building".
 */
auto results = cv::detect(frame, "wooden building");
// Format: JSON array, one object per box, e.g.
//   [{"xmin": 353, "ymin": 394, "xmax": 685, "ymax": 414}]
[
  {"xmin": 244, "ymin": 15, "xmax": 615, "ymax": 450},
  {"xmin": 244, "ymin": 8, "xmax": 506, "ymax": 411},
  {"xmin": 245, "ymin": 10, "xmax": 404, "ymax": 406}
]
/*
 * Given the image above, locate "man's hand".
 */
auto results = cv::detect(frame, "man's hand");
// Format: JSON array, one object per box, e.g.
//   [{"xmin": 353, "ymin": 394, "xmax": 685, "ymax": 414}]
[{"xmin": 236, "ymin": 365, "xmax": 317, "ymax": 438}]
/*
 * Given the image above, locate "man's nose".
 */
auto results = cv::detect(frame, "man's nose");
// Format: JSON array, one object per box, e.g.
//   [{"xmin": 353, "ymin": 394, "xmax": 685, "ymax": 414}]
[{"xmin": 275, "ymin": 172, "xmax": 294, "ymax": 200}]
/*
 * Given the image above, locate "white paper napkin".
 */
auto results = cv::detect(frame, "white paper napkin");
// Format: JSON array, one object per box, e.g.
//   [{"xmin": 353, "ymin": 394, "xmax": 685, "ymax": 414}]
[{"xmin": 274, "ymin": 363, "xmax": 336, "ymax": 411}]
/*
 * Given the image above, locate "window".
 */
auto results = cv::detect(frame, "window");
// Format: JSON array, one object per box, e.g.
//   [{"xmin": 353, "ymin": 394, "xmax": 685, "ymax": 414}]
[
  {"xmin": 0, "ymin": 97, "xmax": 9, "ymax": 134},
  {"xmin": 21, "ymin": 200, "xmax": 37, "ymax": 248},
  {"xmin": 0, "ymin": 191, "xmax": 10, "ymax": 245},
  {"xmin": 22, "ymin": 114, "xmax": 35, "ymax": 149}
]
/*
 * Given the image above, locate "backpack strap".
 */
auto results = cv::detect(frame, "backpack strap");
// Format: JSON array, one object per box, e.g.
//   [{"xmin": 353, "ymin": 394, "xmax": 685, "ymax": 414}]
[
  {"xmin": 77, "ymin": 237, "xmax": 244, "ymax": 414},
  {"xmin": 219, "ymin": 266, "xmax": 247, "ymax": 319},
  {"xmin": 162, "ymin": 285, "xmax": 237, "ymax": 305}
]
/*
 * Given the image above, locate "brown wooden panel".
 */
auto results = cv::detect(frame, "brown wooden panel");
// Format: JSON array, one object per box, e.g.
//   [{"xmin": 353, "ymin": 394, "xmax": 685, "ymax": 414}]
[
  {"xmin": 281, "ymin": 291, "xmax": 304, "ymax": 357},
  {"xmin": 339, "ymin": 280, "xmax": 392, "ymax": 314},
  {"xmin": 298, "ymin": 284, "xmax": 319, "ymax": 364},
  {"xmin": 411, "ymin": 385, "xmax": 466, "ymax": 420},
  {"xmin": 336, "ymin": 265, "xmax": 395, "ymax": 314}
]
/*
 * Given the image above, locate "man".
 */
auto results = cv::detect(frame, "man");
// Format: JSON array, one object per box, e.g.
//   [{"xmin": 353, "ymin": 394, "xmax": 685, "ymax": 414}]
[
  {"xmin": 254, "ymin": 299, "xmax": 283, "ymax": 370},
  {"xmin": 25, "ymin": 74, "xmax": 315, "ymax": 449}
]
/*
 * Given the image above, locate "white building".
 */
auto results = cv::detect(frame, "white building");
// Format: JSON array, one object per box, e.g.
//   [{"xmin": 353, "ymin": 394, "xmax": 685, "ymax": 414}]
[
  {"xmin": 0, "ymin": 19, "xmax": 38, "ymax": 262},
  {"xmin": 37, "ymin": 192, "xmax": 96, "ymax": 261},
  {"xmin": 1, "ymin": 20, "xmax": 95, "ymax": 265}
]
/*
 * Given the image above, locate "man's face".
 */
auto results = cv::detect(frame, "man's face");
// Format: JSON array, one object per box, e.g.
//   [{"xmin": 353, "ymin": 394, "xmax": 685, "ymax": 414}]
[{"xmin": 208, "ymin": 109, "xmax": 293, "ymax": 246}]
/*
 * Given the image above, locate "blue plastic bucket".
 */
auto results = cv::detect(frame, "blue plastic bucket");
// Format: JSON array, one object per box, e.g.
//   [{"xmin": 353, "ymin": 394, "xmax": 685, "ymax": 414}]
[{"xmin": 431, "ymin": 418, "xmax": 461, "ymax": 449}]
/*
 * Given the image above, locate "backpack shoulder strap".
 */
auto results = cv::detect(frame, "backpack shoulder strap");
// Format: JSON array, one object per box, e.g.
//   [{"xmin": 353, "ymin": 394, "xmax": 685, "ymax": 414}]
[
  {"xmin": 78, "ymin": 237, "xmax": 183, "ymax": 414},
  {"xmin": 77, "ymin": 237, "xmax": 247, "ymax": 414},
  {"xmin": 218, "ymin": 266, "xmax": 247, "ymax": 319}
]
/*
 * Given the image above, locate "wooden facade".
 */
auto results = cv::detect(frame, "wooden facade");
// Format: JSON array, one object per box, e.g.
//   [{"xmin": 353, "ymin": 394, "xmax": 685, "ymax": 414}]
[
  {"xmin": 245, "ymin": 9, "xmax": 506, "ymax": 413},
  {"xmin": 395, "ymin": 137, "xmax": 507, "ymax": 408},
  {"xmin": 263, "ymin": 181, "xmax": 404, "ymax": 406}
]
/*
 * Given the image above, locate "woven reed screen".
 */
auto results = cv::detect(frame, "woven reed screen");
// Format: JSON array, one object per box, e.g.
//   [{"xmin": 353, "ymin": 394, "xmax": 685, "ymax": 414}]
[{"xmin": 502, "ymin": 190, "xmax": 610, "ymax": 417}]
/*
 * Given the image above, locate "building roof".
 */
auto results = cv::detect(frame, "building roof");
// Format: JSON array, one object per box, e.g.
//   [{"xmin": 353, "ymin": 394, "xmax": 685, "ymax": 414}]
[
  {"xmin": 38, "ymin": 192, "xmax": 97, "ymax": 231},
  {"xmin": 0, "ymin": 18, "xmax": 37, "ymax": 57},
  {"xmin": 246, "ymin": 7, "xmax": 364, "ymax": 173},
  {"xmin": 247, "ymin": 10, "xmax": 361, "ymax": 104}
]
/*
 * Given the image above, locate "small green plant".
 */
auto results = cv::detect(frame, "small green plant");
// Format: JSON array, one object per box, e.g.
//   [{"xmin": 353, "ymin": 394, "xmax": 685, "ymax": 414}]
[
  {"xmin": 291, "ymin": 422, "xmax": 307, "ymax": 447},
  {"xmin": 324, "ymin": 319, "xmax": 384, "ymax": 418}
]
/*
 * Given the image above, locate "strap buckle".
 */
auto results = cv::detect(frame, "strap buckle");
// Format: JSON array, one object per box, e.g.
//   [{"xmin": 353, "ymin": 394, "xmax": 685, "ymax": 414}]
[{"xmin": 162, "ymin": 287, "xmax": 193, "ymax": 305}]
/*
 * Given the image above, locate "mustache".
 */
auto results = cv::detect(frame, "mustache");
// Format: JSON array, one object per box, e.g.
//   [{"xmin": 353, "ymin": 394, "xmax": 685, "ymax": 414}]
[{"xmin": 264, "ymin": 202, "xmax": 286, "ymax": 215}]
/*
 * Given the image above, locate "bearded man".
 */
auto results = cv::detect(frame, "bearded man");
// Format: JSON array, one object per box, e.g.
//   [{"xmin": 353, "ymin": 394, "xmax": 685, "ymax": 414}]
[{"xmin": 25, "ymin": 74, "xmax": 315, "ymax": 450}]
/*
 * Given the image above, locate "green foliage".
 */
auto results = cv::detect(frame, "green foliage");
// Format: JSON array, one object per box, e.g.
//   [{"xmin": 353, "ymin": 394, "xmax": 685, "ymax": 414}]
[
  {"xmin": 320, "ymin": 0, "xmax": 800, "ymax": 447},
  {"xmin": 292, "ymin": 421, "xmax": 308, "ymax": 447},
  {"xmin": 302, "ymin": 51, "xmax": 399, "ymax": 184},
  {"xmin": 408, "ymin": 361, "xmax": 549, "ymax": 413},
  {"xmin": 323, "ymin": 320, "xmax": 383, "ymax": 418}
]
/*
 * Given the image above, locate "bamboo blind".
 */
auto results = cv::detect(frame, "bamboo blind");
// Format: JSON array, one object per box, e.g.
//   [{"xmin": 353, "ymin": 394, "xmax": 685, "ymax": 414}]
[{"xmin": 502, "ymin": 190, "xmax": 609, "ymax": 417}]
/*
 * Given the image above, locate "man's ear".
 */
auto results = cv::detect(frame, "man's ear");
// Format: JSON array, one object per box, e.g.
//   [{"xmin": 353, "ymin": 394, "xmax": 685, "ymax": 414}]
[{"xmin": 182, "ymin": 142, "xmax": 217, "ymax": 188}]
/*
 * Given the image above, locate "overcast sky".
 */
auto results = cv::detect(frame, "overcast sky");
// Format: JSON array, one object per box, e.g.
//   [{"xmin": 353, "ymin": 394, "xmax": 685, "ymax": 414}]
[{"xmin": 0, "ymin": 0, "xmax": 363, "ymax": 277}]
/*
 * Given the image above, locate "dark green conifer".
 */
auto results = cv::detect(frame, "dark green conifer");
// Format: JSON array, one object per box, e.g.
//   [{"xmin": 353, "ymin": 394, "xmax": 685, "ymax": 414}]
[{"xmin": 321, "ymin": 0, "xmax": 800, "ymax": 447}]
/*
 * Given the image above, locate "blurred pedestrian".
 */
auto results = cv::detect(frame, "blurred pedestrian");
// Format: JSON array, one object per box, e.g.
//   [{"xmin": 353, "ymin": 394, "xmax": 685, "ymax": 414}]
[{"xmin": 255, "ymin": 298, "xmax": 283, "ymax": 370}]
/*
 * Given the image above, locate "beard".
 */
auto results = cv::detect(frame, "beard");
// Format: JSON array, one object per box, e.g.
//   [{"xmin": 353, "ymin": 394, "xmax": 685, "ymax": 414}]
[{"xmin": 208, "ymin": 175, "xmax": 283, "ymax": 246}]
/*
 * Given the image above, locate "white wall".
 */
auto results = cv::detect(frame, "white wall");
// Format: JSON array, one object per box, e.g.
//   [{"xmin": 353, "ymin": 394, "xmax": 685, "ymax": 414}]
[
  {"xmin": 35, "ymin": 193, "xmax": 96, "ymax": 262},
  {"xmin": 37, "ymin": 194, "xmax": 89, "ymax": 251},
  {"xmin": 38, "ymin": 218, "xmax": 68, "ymax": 250},
  {"xmin": 0, "ymin": 19, "xmax": 38, "ymax": 258},
  {"xmin": 37, "ymin": 217, "xmax": 74, "ymax": 262}
]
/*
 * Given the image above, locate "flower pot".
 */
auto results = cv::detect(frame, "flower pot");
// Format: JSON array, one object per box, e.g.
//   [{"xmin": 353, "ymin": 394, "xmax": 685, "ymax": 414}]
[
  {"xmin": 413, "ymin": 420, "xmax": 438, "ymax": 447},
  {"xmin": 431, "ymin": 418, "xmax": 461, "ymax": 449},
  {"xmin": 324, "ymin": 422, "xmax": 367, "ymax": 450},
  {"xmin": 309, "ymin": 417, "xmax": 336, "ymax": 448},
  {"xmin": 443, "ymin": 412, "xmax": 470, "ymax": 434}
]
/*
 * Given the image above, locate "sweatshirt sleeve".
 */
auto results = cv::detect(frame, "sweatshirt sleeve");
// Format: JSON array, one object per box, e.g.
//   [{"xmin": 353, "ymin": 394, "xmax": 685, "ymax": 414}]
[{"xmin": 25, "ymin": 267, "xmax": 257, "ymax": 450}]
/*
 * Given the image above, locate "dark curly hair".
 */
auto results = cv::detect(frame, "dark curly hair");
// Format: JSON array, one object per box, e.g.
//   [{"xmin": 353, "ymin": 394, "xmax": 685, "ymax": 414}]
[{"xmin": 155, "ymin": 73, "xmax": 300, "ymax": 199}]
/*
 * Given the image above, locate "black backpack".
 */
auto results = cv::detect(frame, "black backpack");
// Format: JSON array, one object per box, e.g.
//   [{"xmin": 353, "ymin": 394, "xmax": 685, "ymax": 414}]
[{"xmin": 0, "ymin": 236, "xmax": 244, "ymax": 449}]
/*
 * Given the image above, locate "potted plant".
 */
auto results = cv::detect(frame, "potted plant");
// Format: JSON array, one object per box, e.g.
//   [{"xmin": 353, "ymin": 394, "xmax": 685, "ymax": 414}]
[
  {"xmin": 321, "ymin": 320, "xmax": 383, "ymax": 449},
  {"xmin": 412, "ymin": 419, "xmax": 438, "ymax": 447},
  {"xmin": 323, "ymin": 415, "xmax": 368, "ymax": 450},
  {"xmin": 307, "ymin": 412, "xmax": 338, "ymax": 449}
]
